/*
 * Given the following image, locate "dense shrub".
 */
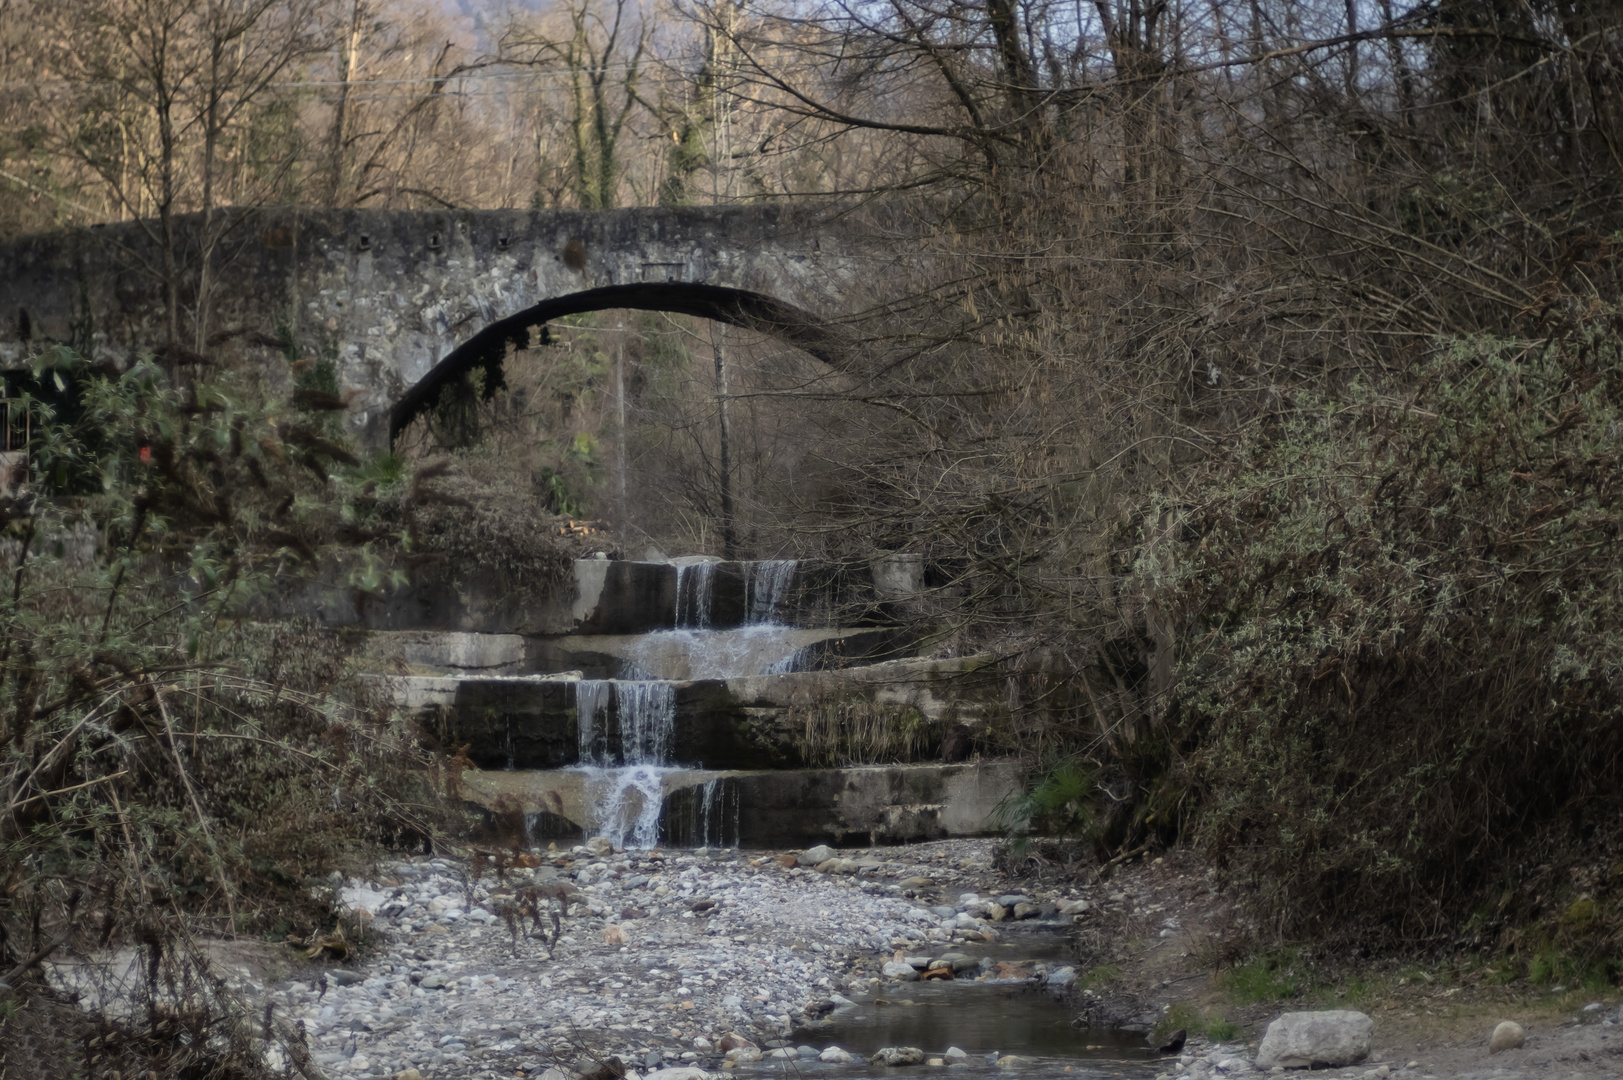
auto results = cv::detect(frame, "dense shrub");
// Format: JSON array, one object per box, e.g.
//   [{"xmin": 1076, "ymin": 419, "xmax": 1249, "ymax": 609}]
[{"xmin": 1141, "ymin": 311, "xmax": 1623, "ymax": 948}]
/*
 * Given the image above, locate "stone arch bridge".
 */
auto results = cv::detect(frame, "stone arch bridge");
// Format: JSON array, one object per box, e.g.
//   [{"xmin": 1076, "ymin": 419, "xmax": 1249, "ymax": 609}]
[{"xmin": 0, "ymin": 205, "xmax": 895, "ymax": 449}]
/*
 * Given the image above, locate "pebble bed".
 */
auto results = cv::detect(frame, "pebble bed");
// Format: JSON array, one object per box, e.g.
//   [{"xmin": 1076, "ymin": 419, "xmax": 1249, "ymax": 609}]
[{"xmin": 262, "ymin": 839, "xmax": 1104, "ymax": 1080}]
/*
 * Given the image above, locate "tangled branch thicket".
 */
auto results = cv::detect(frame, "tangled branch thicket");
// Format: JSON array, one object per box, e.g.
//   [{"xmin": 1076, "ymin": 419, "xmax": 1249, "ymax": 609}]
[
  {"xmin": 0, "ymin": 349, "xmax": 495, "ymax": 1073},
  {"xmin": 703, "ymin": 2, "xmax": 1623, "ymax": 957}
]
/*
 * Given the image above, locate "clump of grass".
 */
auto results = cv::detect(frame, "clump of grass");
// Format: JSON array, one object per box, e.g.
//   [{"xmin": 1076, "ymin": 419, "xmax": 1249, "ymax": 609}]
[
  {"xmin": 1079, "ymin": 963, "xmax": 1121, "ymax": 989},
  {"xmin": 1155, "ymin": 1003, "xmax": 1241, "ymax": 1044},
  {"xmin": 1219, "ymin": 948, "xmax": 1312, "ymax": 1003}
]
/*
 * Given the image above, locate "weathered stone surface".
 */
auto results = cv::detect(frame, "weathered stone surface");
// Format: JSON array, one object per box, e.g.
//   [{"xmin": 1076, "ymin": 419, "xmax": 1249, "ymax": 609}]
[
  {"xmin": 870, "ymin": 1047, "xmax": 925, "ymax": 1066},
  {"xmin": 1254, "ymin": 1010, "xmax": 1373, "ymax": 1069},
  {"xmin": 0, "ymin": 206, "xmax": 876, "ymax": 450},
  {"xmin": 1489, "ymin": 1020, "xmax": 1526, "ymax": 1054},
  {"xmin": 799, "ymin": 845, "xmax": 835, "ymax": 865},
  {"xmin": 881, "ymin": 961, "xmax": 921, "ymax": 981},
  {"xmin": 461, "ymin": 761, "xmax": 1025, "ymax": 846}
]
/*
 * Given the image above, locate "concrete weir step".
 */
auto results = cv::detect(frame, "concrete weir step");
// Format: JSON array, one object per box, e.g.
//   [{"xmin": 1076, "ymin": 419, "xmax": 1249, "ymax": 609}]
[
  {"xmin": 459, "ymin": 761, "xmax": 1024, "ymax": 847},
  {"xmin": 374, "ymin": 655, "xmax": 1007, "ymax": 771},
  {"xmin": 269, "ymin": 556, "xmax": 922, "ymax": 636},
  {"xmin": 367, "ymin": 624, "xmax": 913, "ymax": 681}
]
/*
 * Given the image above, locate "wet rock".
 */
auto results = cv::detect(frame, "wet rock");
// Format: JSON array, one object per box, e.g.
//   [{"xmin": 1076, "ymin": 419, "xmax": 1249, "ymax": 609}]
[
  {"xmin": 766, "ymin": 1049, "xmax": 798, "ymax": 1060},
  {"xmin": 985, "ymin": 903, "xmax": 1008, "ymax": 922},
  {"xmin": 819, "ymin": 1048, "xmax": 853, "ymax": 1063},
  {"xmin": 724, "ymin": 1048, "xmax": 762, "ymax": 1064},
  {"xmin": 692, "ymin": 1038, "xmax": 714, "ymax": 1052},
  {"xmin": 1012, "ymin": 903, "xmax": 1041, "ymax": 920},
  {"xmin": 898, "ymin": 877, "xmax": 936, "ymax": 890},
  {"xmin": 1043, "ymin": 966, "xmax": 1077, "ymax": 990},
  {"xmin": 870, "ymin": 1047, "xmax": 925, "ymax": 1066},
  {"xmin": 920, "ymin": 966, "xmax": 954, "ymax": 981},
  {"xmin": 994, "ymin": 1056, "xmax": 1034, "ymax": 1068},
  {"xmin": 932, "ymin": 952, "xmax": 977, "ymax": 973},
  {"xmin": 995, "ymin": 895, "xmax": 1030, "ymax": 908},
  {"xmin": 718, "ymin": 1033, "xmax": 757, "ymax": 1052},
  {"xmin": 800, "ymin": 845, "xmax": 835, "ymax": 866},
  {"xmin": 1254, "ymin": 1010, "xmax": 1372, "ymax": 1069},
  {"xmin": 883, "ymin": 961, "xmax": 922, "ymax": 981},
  {"xmin": 774, "ymin": 854, "xmax": 799, "ymax": 868},
  {"xmin": 587, "ymin": 836, "xmax": 614, "ymax": 856},
  {"xmin": 944, "ymin": 1048, "xmax": 968, "ymax": 1063},
  {"xmin": 1489, "ymin": 1020, "xmax": 1525, "ymax": 1054},
  {"xmin": 418, "ymin": 973, "xmax": 448, "ymax": 989}
]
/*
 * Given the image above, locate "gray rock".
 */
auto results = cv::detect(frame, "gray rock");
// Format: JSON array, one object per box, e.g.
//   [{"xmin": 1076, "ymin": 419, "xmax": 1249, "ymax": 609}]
[
  {"xmin": 819, "ymin": 1048, "xmax": 853, "ymax": 1063},
  {"xmin": 800, "ymin": 845, "xmax": 836, "ymax": 866},
  {"xmin": 882, "ymin": 961, "xmax": 921, "ymax": 981},
  {"xmin": 995, "ymin": 895, "xmax": 1030, "ymax": 908},
  {"xmin": 870, "ymin": 1047, "xmax": 925, "ymax": 1066},
  {"xmin": 1488, "ymin": 1021, "xmax": 1525, "ymax": 1054},
  {"xmin": 327, "ymin": 969, "xmax": 365, "ymax": 986},
  {"xmin": 1012, "ymin": 903, "xmax": 1041, "ymax": 920},
  {"xmin": 931, "ymin": 952, "xmax": 977, "ymax": 973},
  {"xmin": 723, "ymin": 1048, "xmax": 762, "ymax": 1064},
  {"xmin": 943, "ymin": 1048, "xmax": 968, "ymax": 1063},
  {"xmin": 1254, "ymin": 1010, "xmax": 1372, "ymax": 1069},
  {"xmin": 1044, "ymin": 966, "xmax": 1077, "ymax": 990},
  {"xmin": 418, "ymin": 974, "xmax": 448, "ymax": 989}
]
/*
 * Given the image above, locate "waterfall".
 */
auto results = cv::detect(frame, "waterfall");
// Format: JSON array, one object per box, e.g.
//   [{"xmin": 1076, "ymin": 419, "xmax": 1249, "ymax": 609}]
[
  {"xmin": 576, "ymin": 679, "xmax": 611, "ymax": 763},
  {"xmin": 675, "ymin": 561, "xmax": 716, "ymax": 629},
  {"xmin": 663, "ymin": 776, "xmax": 741, "ymax": 848},
  {"xmin": 762, "ymin": 645, "xmax": 811, "ymax": 675},
  {"xmin": 616, "ymin": 680, "xmax": 677, "ymax": 763},
  {"xmin": 572, "ymin": 678, "xmax": 679, "ymax": 848},
  {"xmin": 745, "ymin": 559, "xmax": 797, "ymax": 624}
]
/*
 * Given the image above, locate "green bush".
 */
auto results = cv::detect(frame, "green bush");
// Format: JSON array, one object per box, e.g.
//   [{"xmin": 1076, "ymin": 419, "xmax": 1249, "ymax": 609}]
[{"xmin": 1143, "ymin": 310, "xmax": 1623, "ymax": 946}]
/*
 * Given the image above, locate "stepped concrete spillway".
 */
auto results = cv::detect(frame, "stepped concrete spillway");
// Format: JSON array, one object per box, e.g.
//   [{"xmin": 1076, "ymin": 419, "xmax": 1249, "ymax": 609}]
[{"xmin": 354, "ymin": 555, "xmax": 1023, "ymax": 848}]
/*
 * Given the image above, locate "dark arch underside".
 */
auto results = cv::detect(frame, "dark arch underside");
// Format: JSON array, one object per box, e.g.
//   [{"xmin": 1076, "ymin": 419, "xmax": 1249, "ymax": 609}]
[{"xmin": 389, "ymin": 281, "xmax": 838, "ymax": 443}]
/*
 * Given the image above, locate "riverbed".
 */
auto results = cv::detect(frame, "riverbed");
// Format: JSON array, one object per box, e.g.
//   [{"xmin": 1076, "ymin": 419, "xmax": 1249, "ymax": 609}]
[{"xmin": 262, "ymin": 839, "xmax": 1156, "ymax": 1080}]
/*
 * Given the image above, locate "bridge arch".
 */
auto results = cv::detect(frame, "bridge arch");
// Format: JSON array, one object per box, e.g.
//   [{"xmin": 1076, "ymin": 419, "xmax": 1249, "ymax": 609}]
[{"xmin": 388, "ymin": 281, "xmax": 840, "ymax": 445}]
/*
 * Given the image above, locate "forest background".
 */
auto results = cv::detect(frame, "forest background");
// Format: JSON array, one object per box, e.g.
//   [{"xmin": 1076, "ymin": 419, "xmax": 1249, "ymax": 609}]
[{"xmin": 1, "ymin": 1, "xmax": 1622, "ymax": 1059}]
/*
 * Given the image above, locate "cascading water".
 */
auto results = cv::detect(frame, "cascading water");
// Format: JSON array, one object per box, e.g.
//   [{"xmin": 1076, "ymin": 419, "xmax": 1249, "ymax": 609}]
[
  {"xmin": 674, "ymin": 561, "xmax": 716, "ymax": 629},
  {"xmin": 572, "ymin": 679, "xmax": 679, "ymax": 848},
  {"xmin": 566, "ymin": 559, "xmax": 804, "ymax": 848},
  {"xmin": 746, "ymin": 560, "xmax": 797, "ymax": 624}
]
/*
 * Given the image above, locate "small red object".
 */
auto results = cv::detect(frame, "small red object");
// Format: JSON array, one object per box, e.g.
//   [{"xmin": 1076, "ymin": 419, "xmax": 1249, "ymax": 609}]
[{"xmin": 138, "ymin": 446, "xmax": 151, "ymax": 463}]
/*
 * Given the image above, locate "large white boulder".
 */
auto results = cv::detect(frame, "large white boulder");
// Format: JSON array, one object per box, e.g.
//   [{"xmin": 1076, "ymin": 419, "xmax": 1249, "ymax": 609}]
[{"xmin": 1255, "ymin": 1010, "xmax": 1373, "ymax": 1069}]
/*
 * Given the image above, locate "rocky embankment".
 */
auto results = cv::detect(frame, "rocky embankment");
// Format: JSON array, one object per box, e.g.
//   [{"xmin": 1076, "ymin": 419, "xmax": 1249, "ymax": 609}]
[{"xmin": 268, "ymin": 839, "xmax": 1093, "ymax": 1080}]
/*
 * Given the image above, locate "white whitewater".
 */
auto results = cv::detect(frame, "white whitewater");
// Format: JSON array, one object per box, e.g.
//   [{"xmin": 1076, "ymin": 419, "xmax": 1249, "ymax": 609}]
[{"xmin": 613, "ymin": 624, "xmax": 813, "ymax": 681}]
